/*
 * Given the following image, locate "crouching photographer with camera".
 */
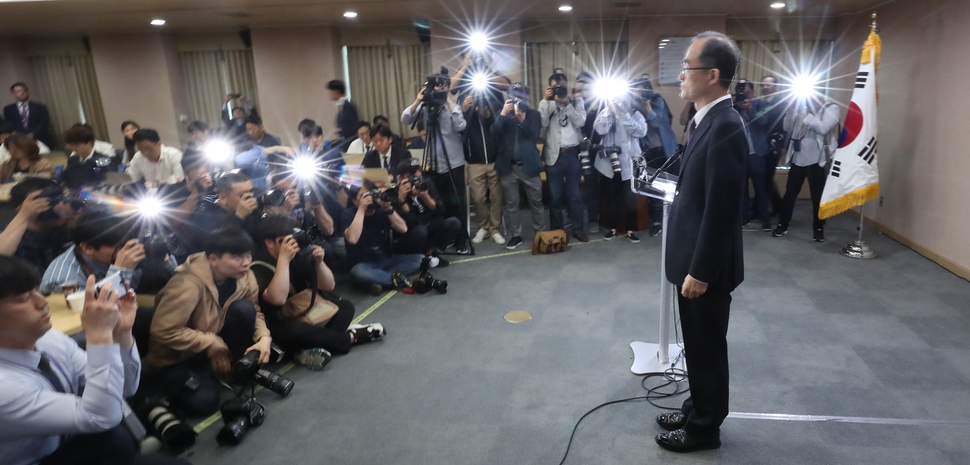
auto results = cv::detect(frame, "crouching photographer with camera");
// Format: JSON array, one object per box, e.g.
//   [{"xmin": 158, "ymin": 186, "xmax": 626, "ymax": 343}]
[
  {"xmin": 146, "ymin": 228, "xmax": 277, "ymax": 417},
  {"xmin": 392, "ymin": 159, "xmax": 460, "ymax": 265},
  {"xmin": 251, "ymin": 215, "xmax": 384, "ymax": 371},
  {"xmin": 180, "ymin": 171, "xmax": 260, "ymax": 256},
  {"xmin": 593, "ymin": 92, "xmax": 647, "ymax": 243},
  {"xmin": 0, "ymin": 178, "xmax": 82, "ymax": 272}
]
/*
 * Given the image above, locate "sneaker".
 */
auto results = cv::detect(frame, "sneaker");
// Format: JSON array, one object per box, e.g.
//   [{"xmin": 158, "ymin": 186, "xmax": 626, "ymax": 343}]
[
  {"xmin": 295, "ymin": 348, "xmax": 332, "ymax": 371},
  {"xmin": 365, "ymin": 283, "xmax": 383, "ymax": 296},
  {"xmin": 742, "ymin": 218, "xmax": 752, "ymax": 227},
  {"xmin": 424, "ymin": 255, "xmax": 449, "ymax": 269},
  {"xmin": 813, "ymin": 228, "xmax": 825, "ymax": 242},
  {"xmin": 471, "ymin": 229, "xmax": 488, "ymax": 244},
  {"xmin": 761, "ymin": 221, "xmax": 773, "ymax": 232},
  {"xmin": 349, "ymin": 323, "xmax": 386, "ymax": 344},
  {"xmin": 627, "ymin": 232, "xmax": 641, "ymax": 243},
  {"xmin": 604, "ymin": 230, "xmax": 617, "ymax": 240},
  {"xmin": 648, "ymin": 224, "xmax": 662, "ymax": 237},
  {"xmin": 771, "ymin": 225, "xmax": 788, "ymax": 237},
  {"xmin": 589, "ymin": 223, "xmax": 601, "ymax": 234},
  {"xmin": 491, "ymin": 232, "xmax": 506, "ymax": 245},
  {"xmin": 505, "ymin": 236, "xmax": 523, "ymax": 249},
  {"xmin": 573, "ymin": 231, "xmax": 589, "ymax": 242}
]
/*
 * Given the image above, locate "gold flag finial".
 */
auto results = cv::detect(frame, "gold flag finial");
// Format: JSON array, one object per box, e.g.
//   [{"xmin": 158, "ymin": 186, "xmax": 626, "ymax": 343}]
[{"xmin": 871, "ymin": 12, "xmax": 878, "ymax": 32}]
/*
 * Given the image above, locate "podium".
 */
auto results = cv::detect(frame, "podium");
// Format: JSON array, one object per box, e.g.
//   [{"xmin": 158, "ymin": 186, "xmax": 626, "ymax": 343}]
[{"xmin": 629, "ymin": 158, "xmax": 685, "ymax": 375}]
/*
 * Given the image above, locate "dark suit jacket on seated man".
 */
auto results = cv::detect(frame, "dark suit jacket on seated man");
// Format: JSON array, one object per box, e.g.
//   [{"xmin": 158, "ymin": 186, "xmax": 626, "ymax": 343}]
[
  {"xmin": 657, "ymin": 31, "xmax": 747, "ymax": 453},
  {"xmin": 361, "ymin": 125, "xmax": 411, "ymax": 177}
]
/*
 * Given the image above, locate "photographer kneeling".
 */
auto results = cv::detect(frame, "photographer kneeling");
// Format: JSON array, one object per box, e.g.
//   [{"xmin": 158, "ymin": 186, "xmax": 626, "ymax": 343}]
[
  {"xmin": 251, "ymin": 215, "xmax": 384, "ymax": 370},
  {"xmin": 392, "ymin": 159, "xmax": 459, "ymax": 265},
  {"xmin": 146, "ymin": 228, "xmax": 272, "ymax": 416}
]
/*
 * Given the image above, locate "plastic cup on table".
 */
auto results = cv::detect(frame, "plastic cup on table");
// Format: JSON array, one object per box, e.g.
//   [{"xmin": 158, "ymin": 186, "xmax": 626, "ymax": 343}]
[{"xmin": 65, "ymin": 291, "xmax": 85, "ymax": 313}]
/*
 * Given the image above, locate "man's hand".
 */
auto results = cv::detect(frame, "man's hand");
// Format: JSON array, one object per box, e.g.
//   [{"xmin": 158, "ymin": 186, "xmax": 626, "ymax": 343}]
[
  {"xmin": 501, "ymin": 99, "xmax": 514, "ymax": 117},
  {"xmin": 245, "ymin": 337, "xmax": 272, "ymax": 365},
  {"xmin": 357, "ymin": 190, "xmax": 373, "ymax": 213},
  {"xmin": 415, "ymin": 87, "xmax": 426, "ymax": 105},
  {"xmin": 81, "ymin": 275, "xmax": 120, "ymax": 346},
  {"xmin": 681, "ymin": 275, "xmax": 709, "ymax": 299},
  {"xmin": 16, "ymin": 191, "xmax": 51, "ymax": 221},
  {"xmin": 462, "ymin": 96, "xmax": 474, "ymax": 112},
  {"xmin": 514, "ymin": 104, "xmax": 526, "ymax": 123},
  {"xmin": 114, "ymin": 288, "xmax": 137, "ymax": 348},
  {"xmin": 191, "ymin": 172, "xmax": 213, "ymax": 195},
  {"xmin": 462, "ymin": 55, "xmax": 472, "ymax": 69},
  {"xmin": 645, "ymin": 100, "xmax": 653, "ymax": 113},
  {"xmin": 284, "ymin": 189, "xmax": 300, "ymax": 211},
  {"xmin": 207, "ymin": 337, "xmax": 231, "ymax": 375},
  {"xmin": 544, "ymin": 87, "xmax": 554, "ymax": 100},
  {"xmin": 114, "ymin": 239, "xmax": 146, "ymax": 270},
  {"xmin": 397, "ymin": 179, "xmax": 412, "ymax": 203},
  {"xmin": 236, "ymin": 192, "xmax": 258, "ymax": 219},
  {"xmin": 278, "ymin": 236, "xmax": 300, "ymax": 263},
  {"xmin": 310, "ymin": 245, "xmax": 325, "ymax": 264}
]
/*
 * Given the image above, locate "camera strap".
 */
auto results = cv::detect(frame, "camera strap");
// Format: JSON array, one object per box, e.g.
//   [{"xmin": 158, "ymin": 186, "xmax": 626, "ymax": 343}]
[{"xmin": 73, "ymin": 246, "xmax": 97, "ymax": 279}]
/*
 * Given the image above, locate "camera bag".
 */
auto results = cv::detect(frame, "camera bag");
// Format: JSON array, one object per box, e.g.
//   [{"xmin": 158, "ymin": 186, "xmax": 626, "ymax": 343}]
[{"xmin": 532, "ymin": 229, "xmax": 569, "ymax": 255}]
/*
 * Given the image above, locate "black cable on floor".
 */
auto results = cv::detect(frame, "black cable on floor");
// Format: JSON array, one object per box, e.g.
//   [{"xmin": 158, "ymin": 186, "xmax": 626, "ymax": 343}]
[{"xmin": 557, "ymin": 365, "xmax": 690, "ymax": 465}]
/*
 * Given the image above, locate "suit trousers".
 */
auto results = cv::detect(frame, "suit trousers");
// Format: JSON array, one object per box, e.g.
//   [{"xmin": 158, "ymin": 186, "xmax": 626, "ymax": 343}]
[
  {"xmin": 677, "ymin": 287, "xmax": 732, "ymax": 439},
  {"xmin": 743, "ymin": 154, "xmax": 771, "ymax": 224},
  {"xmin": 500, "ymin": 164, "xmax": 545, "ymax": 238},
  {"xmin": 466, "ymin": 162, "xmax": 503, "ymax": 234},
  {"xmin": 778, "ymin": 163, "xmax": 827, "ymax": 230}
]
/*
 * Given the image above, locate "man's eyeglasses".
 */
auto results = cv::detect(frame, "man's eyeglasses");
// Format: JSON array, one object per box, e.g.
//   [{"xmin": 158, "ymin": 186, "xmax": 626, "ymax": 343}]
[{"xmin": 681, "ymin": 66, "xmax": 716, "ymax": 73}]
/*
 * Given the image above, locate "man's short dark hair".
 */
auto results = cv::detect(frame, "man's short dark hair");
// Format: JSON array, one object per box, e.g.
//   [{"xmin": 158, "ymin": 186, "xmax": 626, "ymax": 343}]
[
  {"xmin": 254, "ymin": 214, "xmax": 300, "ymax": 245},
  {"xmin": 357, "ymin": 121, "xmax": 371, "ymax": 132},
  {"xmin": 214, "ymin": 170, "xmax": 251, "ymax": 194},
  {"xmin": 245, "ymin": 113, "xmax": 263, "ymax": 126},
  {"xmin": 10, "ymin": 82, "xmax": 27, "ymax": 92},
  {"xmin": 64, "ymin": 125, "xmax": 96, "ymax": 145},
  {"xmin": 121, "ymin": 120, "xmax": 139, "ymax": 132},
  {"xmin": 0, "ymin": 256, "xmax": 41, "ymax": 300},
  {"xmin": 693, "ymin": 31, "xmax": 741, "ymax": 90},
  {"xmin": 326, "ymin": 80, "xmax": 346, "ymax": 95},
  {"xmin": 297, "ymin": 118, "xmax": 316, "ymax": 134},
  {"xmin": 187, "ymin": 121, "xmax": 209, "ymax": 133},
  {"xmin": 0, "ymin": 121, "xmax": 18, "ymax": 136},
  {"xmin": 180, "ymin": 148, "xmax": 205, "ymax": 173},
  {"xmin": 9, "ymin": 178, "xmax": 58, "ymax": 209},
  {"xmin": 372, "ymin": 115, "xmax": 389, "ymax": 125},
  {"xmin": 397, "ymin": 158, "xmax": 420, "ymax": 177},
  {"xmin": 71, "ymin": 209, "xmax": 128, "ymax": 248},
  {"xmin": 132, "ymin": 128, "xmax": 160, "ymax": 144},
  {"xmin": 205, "ymin": 228, "xmax": 254, "ymax": 257},
  {"xmin": 370, "ymin": 125, "xmax": 394, "ymax": 140},
  {"xmin": 301, "ymin": 124, "xmax": 324, "ymax": 139}
]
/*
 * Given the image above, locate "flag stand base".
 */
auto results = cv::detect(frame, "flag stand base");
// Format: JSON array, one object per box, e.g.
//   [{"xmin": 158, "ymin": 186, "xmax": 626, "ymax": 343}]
[
  {"xmin": 630, "ymin": 342, "xmax": 685, "ymax": 375},
  {"xmin": 840, "ymin": 240, "xmax": 878, "ymax": 259}
]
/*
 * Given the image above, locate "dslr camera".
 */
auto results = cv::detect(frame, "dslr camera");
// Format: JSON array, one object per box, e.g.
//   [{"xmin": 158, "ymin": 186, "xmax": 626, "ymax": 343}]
[
  {"xmin": 138, "ymin": 230, "xmax": 185, "ymax": 262},
  {"xmin": 216, "ymin": 396, "xmax": 265, "ymax": 446},
  {"xmin": 734, "ymin": 80, "xmax": 750, "ymax": 104},
  {"xmin": 550, "ymin": 84, "xmax": 568, "ymax": 100},
  {"xmin": 601, "ymin": 145, "xmax": 623, "ymax": 173},
  {"xmin": 409, "ymin": 175, "xmax": 429, "ymax": 192},
  {"xmin": 38, "ymin": 185, "xmax": 86, "ymax": 210}
]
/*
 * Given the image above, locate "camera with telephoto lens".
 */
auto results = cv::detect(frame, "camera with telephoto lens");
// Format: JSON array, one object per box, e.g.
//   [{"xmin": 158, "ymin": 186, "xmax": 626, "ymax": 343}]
[
  {"xmin": 290, "ymin": 226, "xmax": 325, "ymax": 257},
  {"xmin": 601, "ymin": 146, "xmax": 622, "ymax": 173},
  {"xmin": 142, "ymin": 399, "xmax": 197, "ymax": 453},
  {"xmin": 216, "ymin": 396, "xmax": 265, "ymax": 446},
  {"xmin": 233, "ymin": 351, "xmax": 295, "ymax": 397},
  {"xmin": 411, "ymin": 272, "xmax": 448, "ymax": 294},
  {"xmin": 579, "ymin": 150, "xmax": 593, "ymax": 174},
  {"xmin": 409, "ymin": 175, "xmax": 429, "ymax": 192}
]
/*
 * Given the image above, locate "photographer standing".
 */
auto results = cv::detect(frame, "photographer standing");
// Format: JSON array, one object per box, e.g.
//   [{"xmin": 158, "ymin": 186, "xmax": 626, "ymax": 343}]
[
  {"xmin": 733, "ymin": 80, "xmax": 773, "ymax": 232},
  {"xmin": 593, "ymin": 93, "xmax": 647, "ymax": 242},
  {"xmin": 539, "ymin": 70, "xmax": 588, "ymax": 242},
  {"xmin": 401, "ymin": 75, "xmax": 470, "ymax": 253},
  {"xmin": 773, "ymin": 98, "xmax": 840, "ymax": 242},
  {"xmin": 493, "ymin": 85, "xmax": 544, "ymax": 250},
  {"xmin": 633, "ymin": 75, "xmax": 679, "ymax": 237},
  {"xmin": 459, "ymin": 80, "xmax": 505, "ymax": 246},
  {"xmin": 392, "ymin": 159, "xmax": 460, "ymax": 261}
]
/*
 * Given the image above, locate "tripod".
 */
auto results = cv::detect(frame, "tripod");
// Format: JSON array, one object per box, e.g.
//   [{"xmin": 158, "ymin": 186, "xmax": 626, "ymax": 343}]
[{"xmin": 416, "ymin": 100, "xmax": 475, "ymax": 256}]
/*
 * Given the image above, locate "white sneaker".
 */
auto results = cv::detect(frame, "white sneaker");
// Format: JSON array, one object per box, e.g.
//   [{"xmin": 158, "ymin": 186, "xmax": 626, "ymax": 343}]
[
  {"xmin": 472, "ymin": 229, "xmax": 489, "ymax": 244},
  {"xmin": 491, "ymin": 232, "xmax": 506, "ymax": 245}
]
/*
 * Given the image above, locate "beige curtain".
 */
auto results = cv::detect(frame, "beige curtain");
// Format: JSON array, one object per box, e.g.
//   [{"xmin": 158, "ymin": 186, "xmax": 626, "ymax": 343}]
[
  {"xmin": 179, "ymin": 50, "xmax": 259, "ymax": 127},
  {"xmin": 347, "ymin": 44, "xmax": 430, "ymax": 138},
  {"xmin": 737, "ymin": 40, "xmax": 834, "ymax": 91},
  {"xmin": 524, "ymin": 42, "xmax": 629, "ymax": 108},
  {"xmin": 28, "ymin": 54, "xmax": 109, "ymax": 147}
]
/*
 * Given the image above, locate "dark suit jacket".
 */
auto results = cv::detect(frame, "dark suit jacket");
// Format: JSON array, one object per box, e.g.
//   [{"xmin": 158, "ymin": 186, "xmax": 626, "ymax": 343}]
[
  {"xmin": 665, "ymin": 99, "xmax": 747, "ymax": 292},
  {"xmin": 335, "ymin": 99, "xmax": 359, "ymax": 142},
  {"xmin": 3, "ymin": 101, "xmax": 53, "ymax": 147},
  {"xmin": 361, "ymin": 145, "xmax": 411, "ymax": 178},
  {"xmin": 492, "ymin": 110, "xmax": 543, "ymax": 178}
]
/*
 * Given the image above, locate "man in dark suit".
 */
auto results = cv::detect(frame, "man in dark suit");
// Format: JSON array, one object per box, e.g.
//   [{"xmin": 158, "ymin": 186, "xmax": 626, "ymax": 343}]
[
  {"xmin": 656, "ymin": 31, "xmax": 748, "ymax": 453},
  {"xmin": 328, "ymin": 80, "xmax": 359, "ymax": 151},
  {"xmin": 4, "ymin": 82, "xmax": 53, "ymax": 148},
  {"xmin": 362, "ymin": 125, "xmax": 411, "ymax": 178}
]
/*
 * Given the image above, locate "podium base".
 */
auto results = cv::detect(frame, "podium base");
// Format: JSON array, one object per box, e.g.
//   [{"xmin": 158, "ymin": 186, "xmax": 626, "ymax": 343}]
[
  {"xmin": 840, "ymin": 240, "xmax": 878, "ymax": 259},
  {"xmin": 630, "ymin": 341, "xmax": 685, "ymax": 375}
]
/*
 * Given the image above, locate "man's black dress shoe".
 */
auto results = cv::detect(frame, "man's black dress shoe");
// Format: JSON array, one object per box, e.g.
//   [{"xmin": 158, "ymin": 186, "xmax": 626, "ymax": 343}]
[
  {"xmin": 655, "ymin": 428, "xmax": 721, "ymax": 453},
  {"xmin": 655, "ymin": 412, "xmax": 687, "ymax": 431}
]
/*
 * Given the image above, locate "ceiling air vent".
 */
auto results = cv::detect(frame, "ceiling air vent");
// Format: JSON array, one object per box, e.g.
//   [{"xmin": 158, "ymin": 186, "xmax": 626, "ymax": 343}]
[{"xmin": 610, "ymin": 1, "xmax": 643, "ymax": 7}]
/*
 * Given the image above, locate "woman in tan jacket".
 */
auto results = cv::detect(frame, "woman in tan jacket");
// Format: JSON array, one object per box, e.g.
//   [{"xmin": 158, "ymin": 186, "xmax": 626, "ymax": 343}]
[{"xmin": 0, "ymin": 133, "xmax": 54, "ymax": 182}]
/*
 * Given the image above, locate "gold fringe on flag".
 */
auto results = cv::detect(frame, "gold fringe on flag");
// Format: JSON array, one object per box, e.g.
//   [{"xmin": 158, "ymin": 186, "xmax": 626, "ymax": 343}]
[
  {"xmin": 818, "ymin": 183, "xmax": 880, "ymax": 220},
  {"xmin": 861, "ymin": 30, "xmax": 881, "ymax": 69}
]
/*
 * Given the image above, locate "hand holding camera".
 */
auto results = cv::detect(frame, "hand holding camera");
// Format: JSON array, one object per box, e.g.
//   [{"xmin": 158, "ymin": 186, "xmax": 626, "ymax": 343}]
[
  {"xmin": 501, "ymin": 99, "xmax": 515, "ymax": 117},
  {"xmin": 462, "ymin": 96, "xmax": 474, "ymax": 112},
  {"xmin": 278, "ymin": 236, "xmax": 300, "ymax": 264},
  {"xmin": 397, "ymin": 179, "xmax": 412, "ymax": 203},
  {"xmin": 245, "ymin": 336, "xmax": 272, "ymax": 365},
  {"xmin": 236, "ymin": 192, "xmax": 258, "ymax": 219},
  {"xmin": 81, "ymin": 275, "xmax": 121, "ymax": 346},
  {"xmin": 356, "ymin": 189, "xmax": 374, "ymax": 213},
  {"xmin": 114, "ymin": 238, "xmax": 147, "ymax": 270},
  {"xmin": 17, "ymin": 191, "xmax": 51, "ymax": 220},
  {"xmin": 310, "ymin": 245, "xmax": 325, "ymax": 264}
]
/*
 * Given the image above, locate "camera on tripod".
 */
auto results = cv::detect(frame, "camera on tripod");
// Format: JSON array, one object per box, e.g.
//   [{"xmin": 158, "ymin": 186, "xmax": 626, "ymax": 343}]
[
  {"xmin": 423, "ymin": 67, "xmax": 451, "ymax": 111},
  {"xmin": 601, "ymin": 145, "xmax": 623, "ymax": 173}
]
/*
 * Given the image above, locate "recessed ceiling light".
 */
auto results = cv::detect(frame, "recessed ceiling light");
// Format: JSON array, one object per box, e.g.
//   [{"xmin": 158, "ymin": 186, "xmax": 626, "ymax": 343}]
[
  {"xmin": 558, "ymin": 5, "xmax": 572, "ymax": 11},
  {"xmin": 661, "ymin": 38, "xmax": 669, "ymax": 42},
  {"xmin": 150, "ymin": 19, "xmax": 166, "ymax": 26},
  {"xmin": 343, "ymin": 11, "xmax": 357, "ymax": 18},
  {"xmin": 770, "ymin": 2, "xmax": 785, "ymax": 8}
]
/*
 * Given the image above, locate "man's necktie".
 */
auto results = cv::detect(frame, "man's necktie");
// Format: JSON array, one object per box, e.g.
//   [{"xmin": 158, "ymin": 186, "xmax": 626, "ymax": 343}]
[
  {"xmin": 38, "ymin": 353, "xmax": 68, "ymax": 393},
  {"xmin": 686, "ymin": 119, "xmax": 697, "ymax": 146},
  {"xmin": 382, "ymin": 155, "xmax": 389, "ymax": 170},
  {"xmin": 20, "ymin": 104, "xmax": 29, "ymax": 131}
]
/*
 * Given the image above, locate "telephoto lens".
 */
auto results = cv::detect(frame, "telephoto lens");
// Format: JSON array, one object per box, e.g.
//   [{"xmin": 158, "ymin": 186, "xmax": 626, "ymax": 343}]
[
  {"xmin": 579, "ymin": 152, "xmax": 592, "ymax": 174},
  {"xmin": 146, "ymin": 404, "xmax": 197, "ymax": 454},
  {"xmin": 254, "ymin": 369, "xmax": 295, "ymax": 397},
  {"xmin": 610, "ymin": 152, "xmax": 621, "ymax": 173}
]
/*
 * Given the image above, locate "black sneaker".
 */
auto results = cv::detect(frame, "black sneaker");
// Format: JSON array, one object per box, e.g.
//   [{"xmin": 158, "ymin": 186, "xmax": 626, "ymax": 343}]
[
  {"xmin": 649, "ymin": 224, "xmax": 662, "ymax": 237},
  {"xmin": 771, "ymin": 225, "xmax": 788, "ymax": 237},
  {"xmin": 761, "ymin": 221, "xmax": 773, "ymax": 232},
  {"xmin": 604, "ymin": 230, "xmax": 617, "ymax": 240},
  {"xmin": 627, "ymin": 232, "xmax": 641, "ymax": 243},
  {"xmin": 349, "ymin": 323, "xmax": 386, "ymax": 344},
  {"xmin": 365, "ymin": 283, "xmax": 383, "ymax": 296},
  {"xmin": 742, "ymin": 218, "xmax": 752, "ymax": 227},
  {"xmin": 573, "ymin": 231, "xmax": 590, "ymax": 242},
  {"xmin": 505, "ymin": 236, "xmax": 523, "ymax": 250},
  {"xmin": 813, "ymin": 228, "xmax": 825, "ymax": 242}
]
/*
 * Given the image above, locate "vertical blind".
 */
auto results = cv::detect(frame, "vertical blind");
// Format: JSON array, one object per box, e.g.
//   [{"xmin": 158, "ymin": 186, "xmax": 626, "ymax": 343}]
[
  {"xmin": 28, "ymin": 54, "xmax": 109, "ymax": 147},
  {"xmin": 524, "ymin": 41, "xmax": 629, "ymax": 109},
  {"xmin": 179, "ymin": 50, "xmax": 259, "ymax": 127},
  {"xmin": 346, "ymin": 44, "xmax": 431, "ymax": 138}
]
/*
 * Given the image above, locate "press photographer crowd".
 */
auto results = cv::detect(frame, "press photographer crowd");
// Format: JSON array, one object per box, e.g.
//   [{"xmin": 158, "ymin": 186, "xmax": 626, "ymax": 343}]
[{"xmin": 0, "ymin": 43, "xmax": 821, "ymax": 464}]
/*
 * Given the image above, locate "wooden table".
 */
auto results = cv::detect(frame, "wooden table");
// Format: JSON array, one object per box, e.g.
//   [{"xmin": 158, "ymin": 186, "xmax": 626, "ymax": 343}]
[{"xmin": 48, "ymin": 294, "xmax": 82, "ymax": 335}]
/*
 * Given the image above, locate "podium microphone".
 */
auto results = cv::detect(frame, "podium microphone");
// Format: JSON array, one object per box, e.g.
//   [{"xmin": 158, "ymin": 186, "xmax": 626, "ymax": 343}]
[{"xmin": 645, "ymin": 149, "xmax": 684, "ymax": 185}]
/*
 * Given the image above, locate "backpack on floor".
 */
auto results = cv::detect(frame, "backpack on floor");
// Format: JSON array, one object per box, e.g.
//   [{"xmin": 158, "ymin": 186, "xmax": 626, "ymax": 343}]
[{"xmin": 532, "ymin": 230, "xmax": 569, "ymax": 255}]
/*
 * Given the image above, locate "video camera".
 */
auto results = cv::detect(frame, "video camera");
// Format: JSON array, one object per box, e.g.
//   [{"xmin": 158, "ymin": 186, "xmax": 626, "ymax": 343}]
[{"xmin": 422, "ymin": 67, "xmax": 451, "ymax": 111}]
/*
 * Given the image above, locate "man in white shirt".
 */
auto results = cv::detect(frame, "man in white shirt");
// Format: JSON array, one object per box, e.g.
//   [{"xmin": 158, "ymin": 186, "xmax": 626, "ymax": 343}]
[
  {"xmin": 127, "ymin": 129, "xmax": 184, "ymax": 185},
  {"xmin": 346, "ymin": 122, "xmax": 373, "ymax": 155},
  {"xmin": 0, "ymin": 256, "xmax": 188, "ymax": 465}
]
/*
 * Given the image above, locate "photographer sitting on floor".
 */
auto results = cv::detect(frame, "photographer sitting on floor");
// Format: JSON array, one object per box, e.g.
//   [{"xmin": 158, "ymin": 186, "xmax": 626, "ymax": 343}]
[
  {"xmin": 251, "ymin": 215, "xmax": 385, "ymax": 370},
  {"xmin": 146, "ymin": 228, "xmax": 272, "ymax": 416},
  {"xmin": 392, "ymin": 158, "xmax": 458, "ymax": 265}
]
